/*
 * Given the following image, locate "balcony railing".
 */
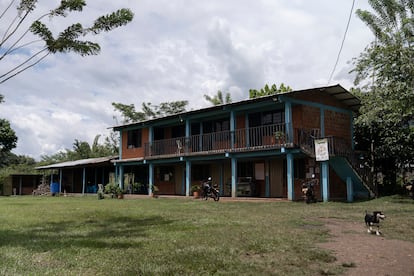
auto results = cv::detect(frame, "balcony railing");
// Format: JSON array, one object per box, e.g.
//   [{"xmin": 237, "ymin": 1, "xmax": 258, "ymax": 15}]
[
  {"xmin": 296, "ymin": 127, "xmax": 374, "ymax": 195},
  {"xmin": 144, "ymin": 123, "xmax": 290, "ymax": 157}
]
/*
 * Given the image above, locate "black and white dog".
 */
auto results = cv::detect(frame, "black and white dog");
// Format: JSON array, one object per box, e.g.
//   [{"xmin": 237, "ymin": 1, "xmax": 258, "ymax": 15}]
[{"xmin": 365, "ymin": 211, "xmax": 386, "ymax": 235}]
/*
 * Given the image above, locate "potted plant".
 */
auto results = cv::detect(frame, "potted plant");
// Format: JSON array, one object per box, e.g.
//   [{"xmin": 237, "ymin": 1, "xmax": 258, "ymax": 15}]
[
  {"xmin": 191, "ymin": 185, "xmax": 200, "ymax": 198},
  {"xmin": 149, "ymin": 184, "xmax": 159, "ymax": 198},
  {"xmin": 274, "ymin": 131, "xmax": 285, "ymax": 144},
  {"xmin": 104, "ymin": 182, "xmax": 124, "ymax": 199},
  {"xmin": 115, "ymin": 186, "xmax": 124, "ymax": 199}
]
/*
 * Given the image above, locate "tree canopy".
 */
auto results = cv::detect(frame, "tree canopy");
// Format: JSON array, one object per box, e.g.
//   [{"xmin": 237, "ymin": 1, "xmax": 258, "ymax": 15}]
[
  {"xmin": 0, "ymin": 0, "xmax": 134, "ymax": 83},
  {"xmin": 204, "ymin": 90, "xmax": 232, "ymax": 106},
  {"xmin": 249, "ymin": 83, "xmax": 292, "ymax": 99},
  {"xmin": 352, "ymin": 0, "xmax": 414, "ymax": 191},
  {"xmin": 38, "ymin": 133, "xmax": 118, "ymax": 166},
  {"xmin": 0, "ymin": 96, "xmax": 17, "ymax": 154},
  {"xmin": 112, "ymin": 101, "xmax": 189, "ymax": 124}
]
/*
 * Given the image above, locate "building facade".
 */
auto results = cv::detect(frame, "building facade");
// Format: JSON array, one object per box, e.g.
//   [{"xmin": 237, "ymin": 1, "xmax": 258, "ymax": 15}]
[{"xmin": 113, "ymin": 85, "xmax": 374, "ymax": 202}]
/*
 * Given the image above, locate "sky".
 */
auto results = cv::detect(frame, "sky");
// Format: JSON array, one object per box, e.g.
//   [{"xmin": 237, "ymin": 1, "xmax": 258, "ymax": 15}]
[{"xmin": 0, "ymin": 0, "xmax": 374, "ymax": 161}]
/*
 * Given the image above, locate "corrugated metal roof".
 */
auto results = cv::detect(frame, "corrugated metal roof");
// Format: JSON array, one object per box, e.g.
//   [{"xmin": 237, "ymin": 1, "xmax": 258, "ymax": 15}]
[
  {"xmin": 112, "ymin": 84, "xmax": 360, "ymax": 130},
  {"xmin": 36, "ymin": 156, "xmax": 118, "ymax": 170}
]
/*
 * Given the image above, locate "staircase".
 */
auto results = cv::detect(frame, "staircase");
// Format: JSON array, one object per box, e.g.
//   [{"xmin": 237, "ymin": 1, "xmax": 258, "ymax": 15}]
[
  {"xmin": 329, "ymin": 156, "xmax": 375, "ymax": 198},
  {"xmin": 296, "ymin": 128, "xmax": 375, "ymax": 199}
]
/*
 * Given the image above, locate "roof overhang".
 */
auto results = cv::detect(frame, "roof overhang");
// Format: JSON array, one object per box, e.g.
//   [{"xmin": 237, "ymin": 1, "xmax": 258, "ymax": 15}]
[
  {"xmin": 36, "ymin": 156, "xmax": 118, "ymax": 170},
  {"xmin": 112, "ymin": 84, "xmax": 360, "ymax": 130}
]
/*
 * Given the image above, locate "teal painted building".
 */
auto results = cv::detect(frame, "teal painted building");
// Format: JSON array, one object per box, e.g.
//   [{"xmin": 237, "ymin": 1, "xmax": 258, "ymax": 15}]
[{"xmin": 113, "ymin": 84, "xmax": 374, "ymax": 202}]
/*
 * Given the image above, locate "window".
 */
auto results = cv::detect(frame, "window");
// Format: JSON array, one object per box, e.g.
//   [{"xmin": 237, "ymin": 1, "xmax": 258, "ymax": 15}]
[
  {"xmin": 127, "ymin": 129, "xmax": 142, "ymax": 148},
  {"xmin": 249, "ymin": 111, "xmax": 285, "ymax": 126}
]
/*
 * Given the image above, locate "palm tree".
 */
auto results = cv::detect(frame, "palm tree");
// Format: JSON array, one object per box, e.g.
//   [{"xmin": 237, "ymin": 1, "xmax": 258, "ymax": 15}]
[{"xmin": 204, "ymin": 90, "xmax": 232, "ymax": 106}]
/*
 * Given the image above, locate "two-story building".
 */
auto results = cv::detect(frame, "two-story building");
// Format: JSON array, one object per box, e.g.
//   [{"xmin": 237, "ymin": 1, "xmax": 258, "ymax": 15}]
[{"xmin": 112, "ymin": 84, "xmax": 374, "ymax": 202}]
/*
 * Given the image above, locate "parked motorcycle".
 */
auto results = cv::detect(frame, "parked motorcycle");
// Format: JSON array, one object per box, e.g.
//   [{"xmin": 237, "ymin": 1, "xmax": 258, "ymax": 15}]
[
  {"xmin": 301, "ymin": 175, "xmax": 318, "ymax": 204},
  {"xmin": 202, "ymin": 177, "xmax": 220, "ymax": 201}
]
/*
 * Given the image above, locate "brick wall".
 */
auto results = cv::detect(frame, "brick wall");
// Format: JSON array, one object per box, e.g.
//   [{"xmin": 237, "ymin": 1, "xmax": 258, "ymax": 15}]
[{"xmin": 122, "ymin": 128, "xmax": 148, "ymax": 159}]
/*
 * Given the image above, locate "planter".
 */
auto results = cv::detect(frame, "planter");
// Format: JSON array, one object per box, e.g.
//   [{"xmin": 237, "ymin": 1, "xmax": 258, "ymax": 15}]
[{"xmin": 193, "ymin": 191, "xmax": 199, "ymax": 198}]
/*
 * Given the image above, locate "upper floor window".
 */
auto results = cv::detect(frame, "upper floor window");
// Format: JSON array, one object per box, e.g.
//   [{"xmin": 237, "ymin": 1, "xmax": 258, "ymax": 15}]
[
  {"xmin": 249, "ymin": 110, "xmax": 285, "ymax": 127},
  {"xmin": 127, "ymin": 129, "xmax": 142, "ymax": 148}
]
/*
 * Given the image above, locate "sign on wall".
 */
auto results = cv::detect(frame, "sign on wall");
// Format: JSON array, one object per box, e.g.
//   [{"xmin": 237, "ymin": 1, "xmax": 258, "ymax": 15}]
[{"xmin": 314, "ymin": 138, "xmax": 329, "ymax": 161}]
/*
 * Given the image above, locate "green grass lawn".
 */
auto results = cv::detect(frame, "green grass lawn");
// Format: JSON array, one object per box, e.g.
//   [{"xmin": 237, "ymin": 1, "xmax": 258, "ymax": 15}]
[{"xmin": 0, "ymin": 195, "xmax": 413, "ymax": 275}]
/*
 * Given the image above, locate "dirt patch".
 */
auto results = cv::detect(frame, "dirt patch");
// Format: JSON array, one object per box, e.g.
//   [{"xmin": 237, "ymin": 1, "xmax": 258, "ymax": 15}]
[{"xmin": 318, "ymin": 219, "xmax": 414, "ymax": 275}]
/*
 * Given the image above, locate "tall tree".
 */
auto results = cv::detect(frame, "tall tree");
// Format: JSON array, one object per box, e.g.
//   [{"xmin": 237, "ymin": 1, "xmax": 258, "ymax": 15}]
[
  {"xmin": 352, "ymin": 0, "xmax": 414, "ymax": 193},
  {"xmin": 39, "ymin": 133, "xmax": 118, "ymax": 165},
  {"xmin": 249, "ymin": 83, "xmax": 292, "ymax": 99},
  {"xmin": 112, "ymin": 101, "xmax": 188, "ymax": 124},
  {"xmin": 204, "ymin": 90, "xmax": 232, "ymax": 105},
  {"xmin": 0, "ymin": 95, "xmax": 17, "ymax": 154},
  {"xmin": 0, "ymin": 0, "xmax": 134, "ymax": 83}
]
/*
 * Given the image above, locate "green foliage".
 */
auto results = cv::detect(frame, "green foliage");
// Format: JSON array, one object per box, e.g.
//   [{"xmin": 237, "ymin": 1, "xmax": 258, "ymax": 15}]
[
  {"xmin": 0, "ymin": 0, "xmax": 134, "ymax": 83},
  {"xmin": 38, "ymin": 133, "xmax": 118, "ymax": 166},
  {"xmin": 249, "ymin": 83, "xmax": 293, "ymax": 99},
  {"xmin": 0, "ymin": 94, "xmax": 18, "ymax": 155},
  {"xmin": 0, "ymin": 118, "xmax": 17, "ymax": 153},
  {"xmin": 204, "ymin": 90, "xmax": 232, "ymax": 105},
  {"xmin": 112, "ymin": 101, "xmax": 189, "ymax": 123},
  {"xmin": 352, "ymin": 0, "xmax": 414, "ymax": 190},
  {"xmin": 191, "ymin": 184, "xmax": 200, "ymax": 193},
  {"xmin": 104, "ymin": 182, "xmax": 122, "ymax": 196}
]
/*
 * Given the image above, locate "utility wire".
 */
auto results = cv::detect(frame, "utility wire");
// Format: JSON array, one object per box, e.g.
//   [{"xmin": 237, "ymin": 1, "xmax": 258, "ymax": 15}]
[{"xmin": 327, "ymin": 0, "xmax": 355, "ymax": 85}]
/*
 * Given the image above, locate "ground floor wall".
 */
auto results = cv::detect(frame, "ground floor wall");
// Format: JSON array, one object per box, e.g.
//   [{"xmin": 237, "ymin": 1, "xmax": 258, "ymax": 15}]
[{"xmin": 115, "ymin": 151, "xmax": 355, "ymax": 201}]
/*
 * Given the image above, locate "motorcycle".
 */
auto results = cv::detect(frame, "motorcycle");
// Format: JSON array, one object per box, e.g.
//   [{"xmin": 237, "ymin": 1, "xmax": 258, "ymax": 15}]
[
  {"xmin": 301, "ymin": 174, "xmax": 318, "ymax": 204},
  {"xmin": 202, "ymin": 177, "xmax": 220, "ymax": 201}
]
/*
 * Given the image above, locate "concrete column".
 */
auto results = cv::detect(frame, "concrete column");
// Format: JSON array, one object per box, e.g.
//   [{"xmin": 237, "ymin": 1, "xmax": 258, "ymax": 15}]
[
  {"xmin": 230, "ymin": 111, "xmax": 235, "ymax": 148},
  {"xmin": 346, "ymin": 177, "xmax": 353, "ymax": 202},
  {"xmin": 284, "ymin": 101, "xmax": 293, "ymax": 143},
  {"xmin": 231, "ymin": 157, "xmax": 237, "ymax": 198},
  {"xmin": 82, "ymin": 168, "xmax": 86, "ymax": 195},
  {"xmin": 186, "ymin": 160, "xmax": 191, "ymax": 196},
  {"xmin": 148, "ymin": 163, "xmax": 154, "ymax": 195},
  {"xmin": 119, "ymin": 165, "xmax": 124, "ymax": 189},
  {"xmin": 287, "ymin": 153, "xmax": 294, "ymax": 200},
  {"xmin": 322, "ymin": 161, "xmax": 329, "ymax": 202},
  {"xmin": 59, "ymin": 169, "xmax": 63, "ymax": 193}
]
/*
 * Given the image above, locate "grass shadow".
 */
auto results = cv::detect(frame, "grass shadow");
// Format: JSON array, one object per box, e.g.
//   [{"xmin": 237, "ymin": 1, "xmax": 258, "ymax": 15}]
[{"xmin": 0, "ymin": 215, "xmax": 172, "ymax": 252}]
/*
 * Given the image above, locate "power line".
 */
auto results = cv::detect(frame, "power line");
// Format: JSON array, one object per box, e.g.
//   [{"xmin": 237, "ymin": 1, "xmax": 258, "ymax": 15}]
[{"xmin": 327, "ymin": 0, "xmax": 355, "ymax": 85}]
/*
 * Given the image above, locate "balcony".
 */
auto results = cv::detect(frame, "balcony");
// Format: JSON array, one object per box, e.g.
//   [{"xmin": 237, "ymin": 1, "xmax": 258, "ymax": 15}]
[{"xmin": 144, "ymin": 123, "xmax": 291, "ymax": 158}]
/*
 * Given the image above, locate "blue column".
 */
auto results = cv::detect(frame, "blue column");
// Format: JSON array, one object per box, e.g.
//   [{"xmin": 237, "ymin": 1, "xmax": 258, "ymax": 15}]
[
  {"xmin": 230, "ymin": 111, "xmax": 235, "ymax": 148},
  {"xmin": 149, "ymin": 126, "xmax": 153, "ymax": 142},
  {"xmin": 322, "ymin": 161, "xmax": 329, "ymax": 202},
  {"xmin": 185, "ymin": 118, "xmax": 190, "ymax": 153},
  {"xmin": 231, "ymin": 157, "xmax": 237, "ymax": 198},
  {"xmin": 287, "ymin": 153, "xmax": 294, "ymax": 200},
  {"xmin": 118, "ymin": 165, "xmax": 124, "ymax": 190},
  {"xmin": 284, "ymin": 101, "xmax": 293, "ymax": 143},
  {"xmin": 320, "ymin": 108, "xmax": 325, "ymax": 137},
  {"xmin": 186, "ymin": 160, "xmax": 191, "ymax": 196},
  {"xmin": 148, "ymin": 163, "xmax": 154, "ymax": 195},
  {"xmin": 82, "ymin": 168, "xmax": 86, "ymax": 195},
  {"xmin": 59, "ymin": 169, "xmax": 63, "ymax": 193},
  {"xmin": 346, "ymin": 177, "xmax": 353, "ymax": 202}
]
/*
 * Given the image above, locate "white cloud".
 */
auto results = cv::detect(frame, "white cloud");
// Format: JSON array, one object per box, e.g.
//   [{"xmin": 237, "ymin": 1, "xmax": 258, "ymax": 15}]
[{"xmin": 0, "ymin": 0, "xmax": 374, "ymax": 160}]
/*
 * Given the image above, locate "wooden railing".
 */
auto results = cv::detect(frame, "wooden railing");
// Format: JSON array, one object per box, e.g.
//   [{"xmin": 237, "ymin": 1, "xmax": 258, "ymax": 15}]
[
  {"xmin": 296, "ymin": 128, "xmax": 375, "ymax": 196},
  {"xmin": 144, "ymin": 123, "xmax": 290, "ymax": 157}
]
